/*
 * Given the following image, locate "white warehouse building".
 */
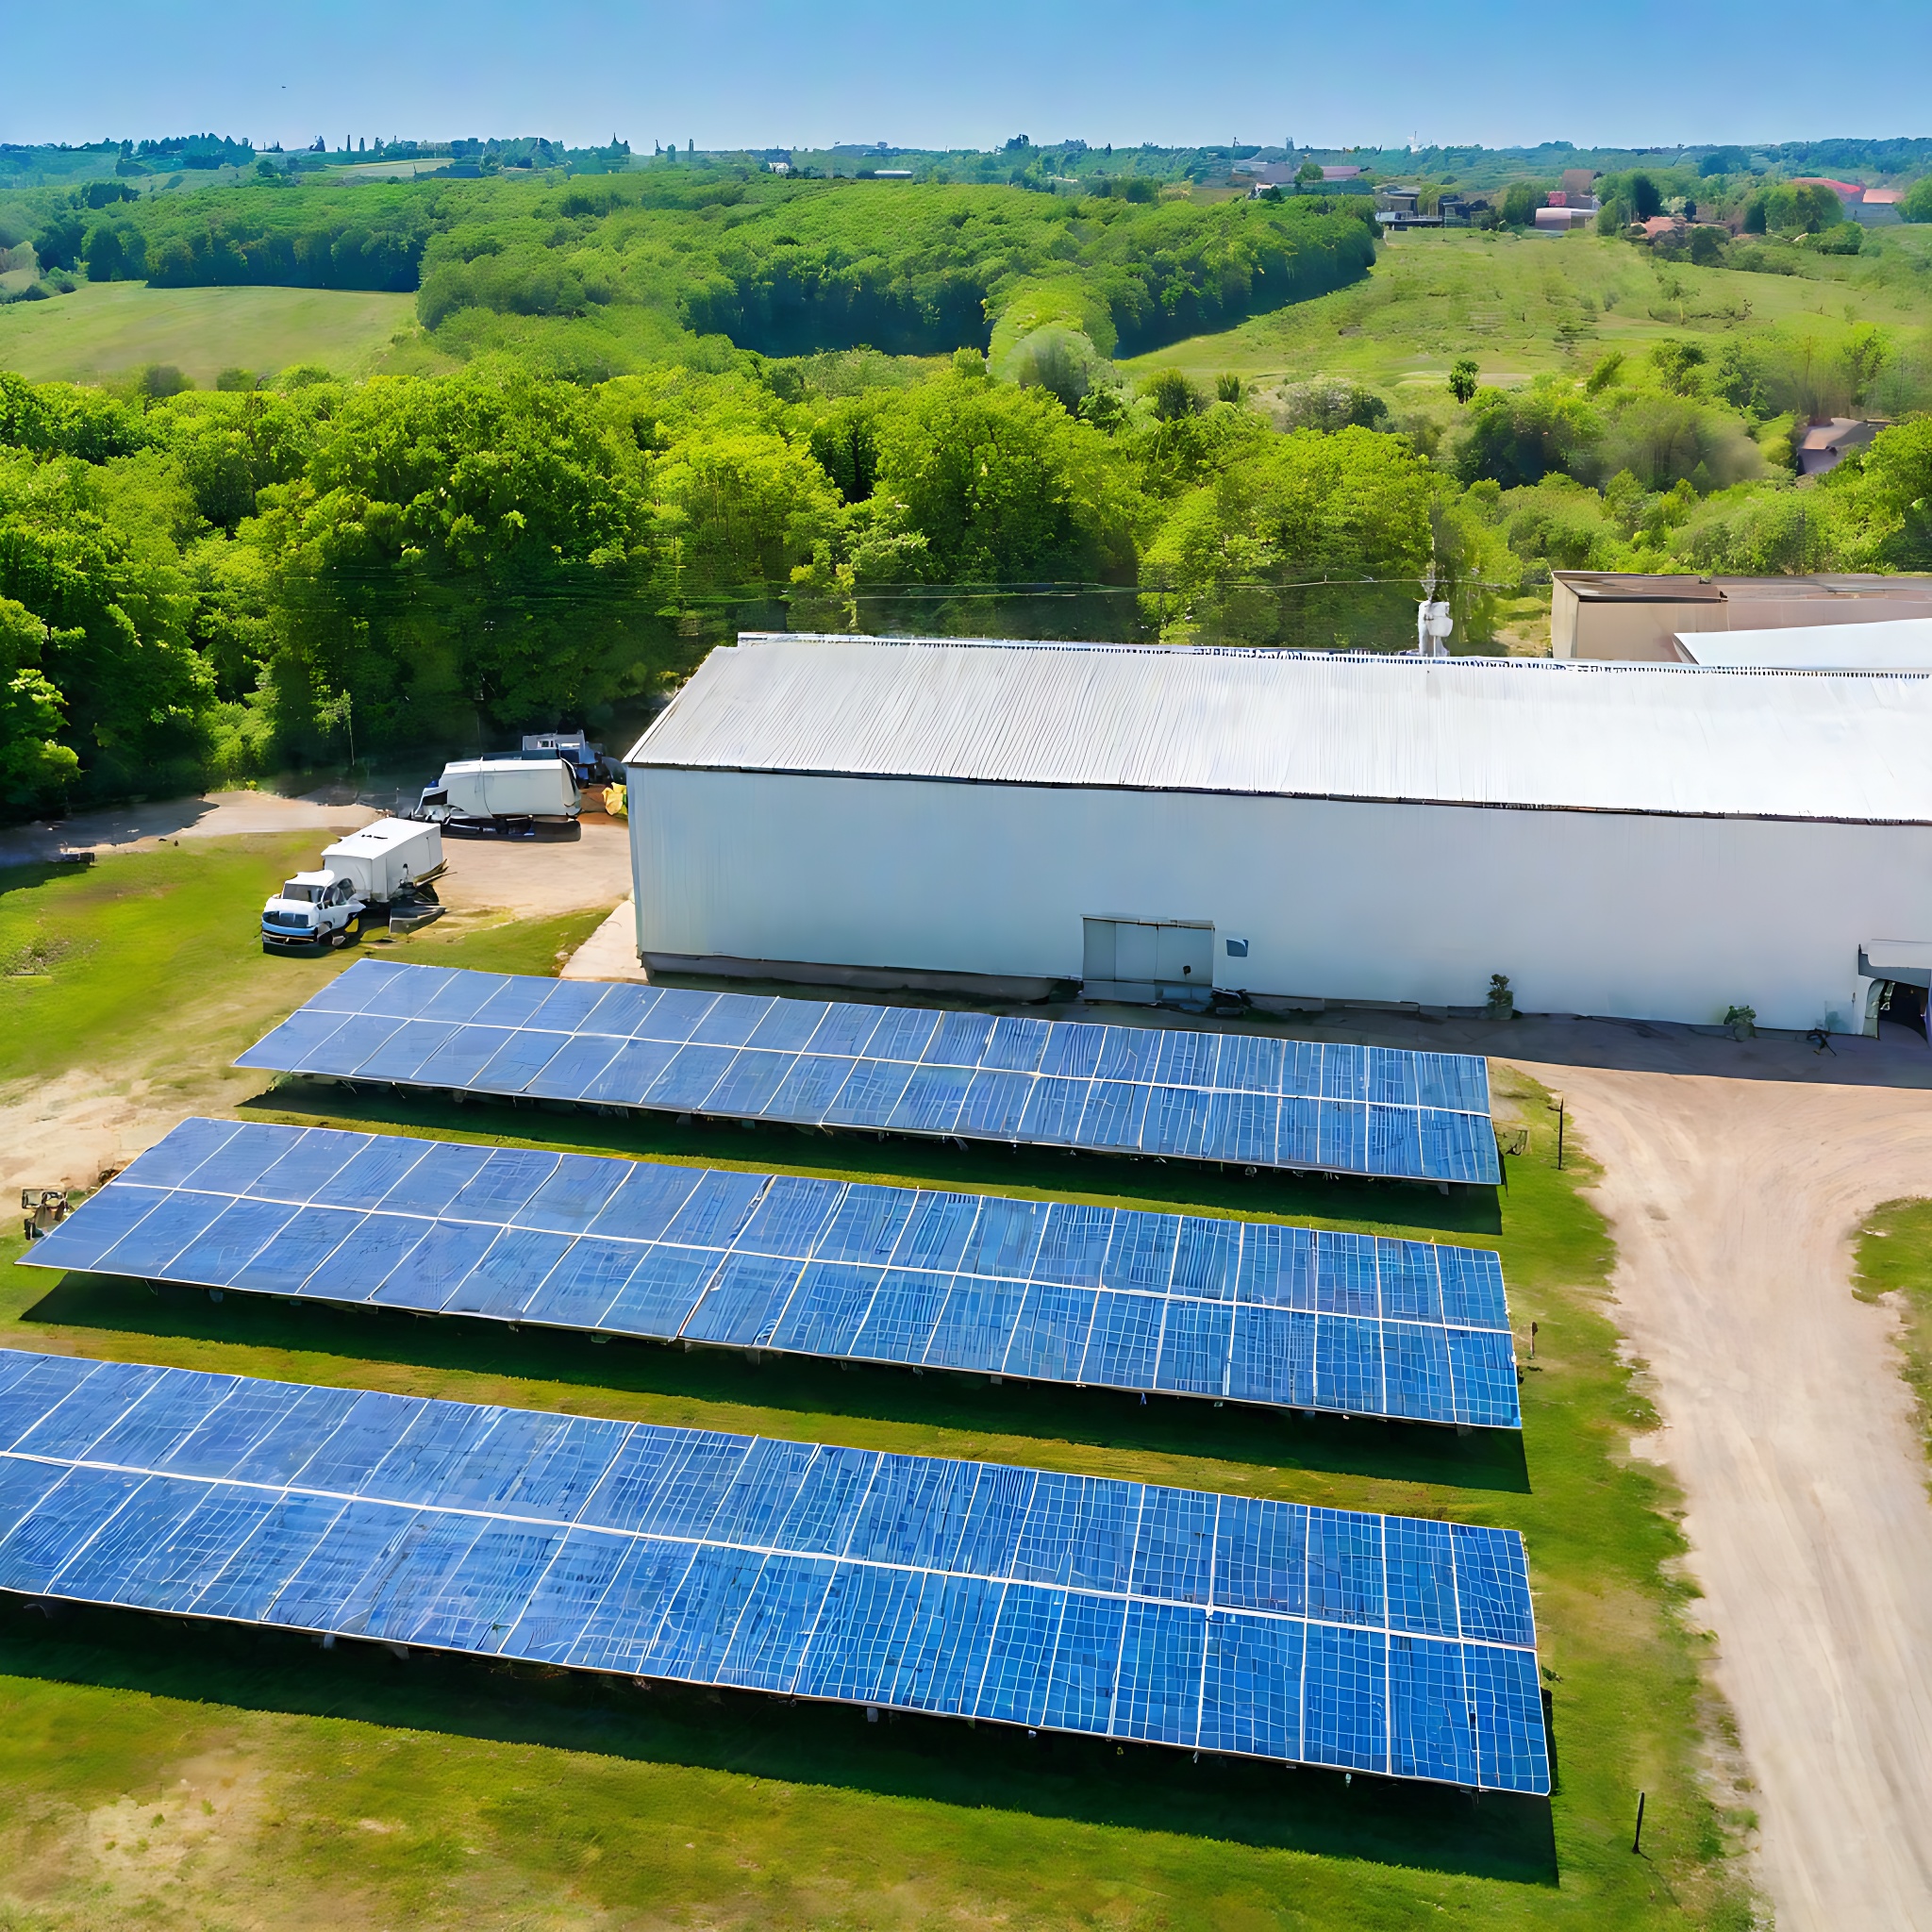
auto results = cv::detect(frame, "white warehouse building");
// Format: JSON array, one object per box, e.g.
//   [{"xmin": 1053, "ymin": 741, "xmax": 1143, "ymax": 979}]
[{"xmin": 624, "ymin": 634, "xmax": 1932, "ymax": 1035}]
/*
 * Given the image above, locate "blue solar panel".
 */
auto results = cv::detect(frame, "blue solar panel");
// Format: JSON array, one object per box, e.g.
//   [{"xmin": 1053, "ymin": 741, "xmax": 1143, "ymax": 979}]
[
  {"xmin": 0, "ymin": 1348, "xmax": 1547, "ymax": 1792},
  {"xmin": 237, "ymin": 961, "xmax": 1499, "ymax": 1186},
  {"xmin": 25, "ymin": 1122, "xmax": 1522, "ymax": 1432}
]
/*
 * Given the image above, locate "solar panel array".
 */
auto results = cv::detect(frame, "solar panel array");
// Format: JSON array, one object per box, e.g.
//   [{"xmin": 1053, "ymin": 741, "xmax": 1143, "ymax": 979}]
[
  {"xmin": 237, "ymin": 961, "xmax": 1500, "ymax": 1186},
  {"xmin": 0, "ymin": 1349, "xmax": 1549, "ymax": 1791},
  {"xmin": 23, "ymin": 1122, "xmax": 1521, "ymax": 1429}
]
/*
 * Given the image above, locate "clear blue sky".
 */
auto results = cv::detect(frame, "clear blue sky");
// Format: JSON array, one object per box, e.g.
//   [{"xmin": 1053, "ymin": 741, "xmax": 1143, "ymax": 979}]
[{"xmin": 11, "ymin": 0, "xmax": 1931, "ymax": 154}]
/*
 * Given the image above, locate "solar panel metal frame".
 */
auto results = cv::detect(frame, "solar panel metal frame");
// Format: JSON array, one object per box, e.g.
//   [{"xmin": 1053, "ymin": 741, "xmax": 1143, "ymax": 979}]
[
  {"xmin": 0, "ymin": 1348, "xmax": 1550, "ymax": 1793},
  {"xmin": 22, "ymin": 1121, "xmax": 1523, "ymax": 1430},
  {"xmin": 235, "ymin": 961, "xmax": 1501, "ymax": 1187}
]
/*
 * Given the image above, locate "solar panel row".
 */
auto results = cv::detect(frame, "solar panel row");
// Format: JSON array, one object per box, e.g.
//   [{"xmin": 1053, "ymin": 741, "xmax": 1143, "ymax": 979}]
[
  {"xmin": 237, "ymin": 962, "xmax": 1501, "ymax": 1186},
  {"xmin": 0, "ymin": 1349, "xmax": 1550, "ymax": 1790},
  {"xmin": 24, "ymin": 1121, "xmax": 1521, "ymax": 1428}
]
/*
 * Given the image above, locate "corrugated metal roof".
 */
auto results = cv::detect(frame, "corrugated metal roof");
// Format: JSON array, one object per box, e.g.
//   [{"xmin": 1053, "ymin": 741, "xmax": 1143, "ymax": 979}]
[
  {"xmin": 1680, "ymin": 618, "xmax": 1932, "ymax": 671},
  {"xmin": 626, "ymin": 634, "xmax": 1932, "ymax": 824}
]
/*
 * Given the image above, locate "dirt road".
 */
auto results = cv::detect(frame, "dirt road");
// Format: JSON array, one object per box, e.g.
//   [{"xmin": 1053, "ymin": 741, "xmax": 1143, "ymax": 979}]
[
  {"xmin": 430, "ymin": 814, "xmax": 631, "ymax": 922},
  {"xmin": 1506, "ymin": 1049, "xmax": 1932, "ymax": 1931},
  {"xmin": 0, "ymin": 792, "xmax": 633, "ymax": 923},
  {"xmin": 0, "ymin": 789, "xmax": 376, "ymax": 867}
]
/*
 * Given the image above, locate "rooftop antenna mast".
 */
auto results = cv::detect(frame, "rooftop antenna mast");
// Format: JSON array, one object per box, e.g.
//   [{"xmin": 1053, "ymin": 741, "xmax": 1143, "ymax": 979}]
[{"xmin": 1416, "ymin": 559, "xmax": 1453, "ymax": 658}]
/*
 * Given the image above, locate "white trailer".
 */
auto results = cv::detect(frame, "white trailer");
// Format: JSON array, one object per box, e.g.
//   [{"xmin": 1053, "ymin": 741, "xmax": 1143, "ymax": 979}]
[
  {"xmin": 260, "ymin": 817, "xmax": 446, "ymax": 953},
  {"xmin": 417, "ymin": 757, "xmax": 580, "ymax": 833}
]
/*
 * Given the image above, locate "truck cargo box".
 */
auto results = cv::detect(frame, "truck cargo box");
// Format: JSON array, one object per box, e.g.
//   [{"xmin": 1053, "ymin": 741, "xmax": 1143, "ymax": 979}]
[
  {"xmin": 319, "ymin": 818, "xmax": 445, "ymax": 904},
  {"xmin": 418, "ymin": 757, "xmax": 580, "ymax": 828}
]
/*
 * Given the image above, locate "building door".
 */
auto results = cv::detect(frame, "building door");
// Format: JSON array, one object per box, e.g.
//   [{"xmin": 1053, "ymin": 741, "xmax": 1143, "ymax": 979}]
[
  {"xmin": 1877, "ymin": 980, "xmax": 1929, "ymax": 1041},
  {"xmin": 1860, "ymin": 944, "xmax": 1932, "ymax": 1041},
  {"xmin": 1082, "ymin": 918, "xmax": 1213, "ymax": 1005}
]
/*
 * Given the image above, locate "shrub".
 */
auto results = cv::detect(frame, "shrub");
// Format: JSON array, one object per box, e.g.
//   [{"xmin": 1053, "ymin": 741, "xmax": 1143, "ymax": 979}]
[{"xmin": 1272, "ymin": 377, "xmax": 1389, "ymax": 434}]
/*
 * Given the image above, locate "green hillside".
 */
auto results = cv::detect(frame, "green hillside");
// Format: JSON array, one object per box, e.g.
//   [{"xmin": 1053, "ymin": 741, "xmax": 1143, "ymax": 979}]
[
  {"xmin": 1121, "ymin": 228, "xmax": 1932, "ymax": 402},
  {"xmin": 1, "ymin": 164, "xmax": 1929, "ymax": 824}
]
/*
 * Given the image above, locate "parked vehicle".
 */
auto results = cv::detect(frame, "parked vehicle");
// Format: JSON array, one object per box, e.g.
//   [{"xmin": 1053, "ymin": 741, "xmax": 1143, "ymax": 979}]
[
  {"xmin": 260, "ymin": 818, "xmax": 445, "ymax": 952},
  {"xmin": 415, "ymin": 756, "xmax": 580, "ymax": 834},
  {"xmin": 520, "ymin": 730, "xmax": 608, "ymax": 785}
]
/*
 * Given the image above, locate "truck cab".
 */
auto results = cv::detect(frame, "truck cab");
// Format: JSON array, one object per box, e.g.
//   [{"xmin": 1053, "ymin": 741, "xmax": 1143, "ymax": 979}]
[
  {"xmin": 521, "ymin": 730, "xmax": 606, "ymax": 785},
  {"xmin": 260, "ymin": 871, "xmax": 366, "ymax": 951}
]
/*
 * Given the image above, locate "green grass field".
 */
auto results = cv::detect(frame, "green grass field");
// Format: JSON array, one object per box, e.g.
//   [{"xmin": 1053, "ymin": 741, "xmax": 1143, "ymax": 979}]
[
  {"xmin": 0, "ymin": 842, "xmax": 611, "ymax": 1104},
  {"xmin": 1120, "ymin": 228, "xmax": 1928, "ymax": 400},
  {"xmin": 0, "ymin": 845, "xmax": 1756, "ymax": 1930},
  {"xmin": 0, "ymin": 282, "xmax": 434, "ymax": 385}
]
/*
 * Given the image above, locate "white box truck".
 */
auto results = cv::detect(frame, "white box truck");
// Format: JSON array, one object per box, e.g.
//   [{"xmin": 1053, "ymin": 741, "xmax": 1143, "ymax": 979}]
[
  {"xmin": 416, "ymin": 756, "xmax": 580, "ymax": 834},
  {"xmin": 259, "ymin": 818, "xmax": 446, "ymax": 952}
]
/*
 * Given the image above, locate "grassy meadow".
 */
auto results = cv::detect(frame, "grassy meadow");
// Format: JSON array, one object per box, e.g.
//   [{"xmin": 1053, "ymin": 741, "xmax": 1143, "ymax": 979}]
[
  {"xmin": 0, "ymin": 841, "xmax": 609, "ymax": 1101},
  {"xmin": 0, "ymin": 841, "xmax": 1757, "ymax": 1930},
  {"xmin": 1120, "ymin": 227, "xmax": 1932, "ymax": 399},
  {"xmin": 0, "ymin": 282, "xmax": 433, "ymax": 385}
]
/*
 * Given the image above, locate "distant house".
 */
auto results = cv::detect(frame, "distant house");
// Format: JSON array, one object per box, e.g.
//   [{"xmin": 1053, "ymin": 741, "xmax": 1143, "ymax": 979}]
[
  {"xmin": 1535, "ymin": 205, "xmax": 1593, "ymax": 230},
  {"xmin": 1322, "ymin": 165, "xmax": 1363, "ymax": 182},
  {"xmin": 1797, "ymin": 419, "xmax": 1889, "ymax": 478},
  {"xmin": 1859, "ymin": 187, "xmax": 1903, "ymax": 224},
  {"xmin": 1378, "ymin": 186, "xmax": 1420, "ymax": 213},
  {"xmin": 1638, "ymin": 213, "xmax": 1686, "ymax": 241},
  {"xmin": 1560, "ymin": 166, "xmax": 1598, "ymax": 202},
  {"xmin": 1544, "ymin": 189, "xmax": 1600, "ymax": 212},
  {"xmin": 1790, "ymin": 176, "xmax": 1866, "ymax": 209}
]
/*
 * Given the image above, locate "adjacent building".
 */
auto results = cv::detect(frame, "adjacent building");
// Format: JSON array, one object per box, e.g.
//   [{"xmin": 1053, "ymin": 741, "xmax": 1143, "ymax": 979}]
[
  {"xmin": 1674, "ymin": 617, "xmax": 1932, "ymax": 670},
  {"xmin": 1552, "ymin": 571, "xmax": 1932, "ymax": 662},
  {"xmin": 626, "ymin": 634, "xmax": 1932, "ymax": 1034}
]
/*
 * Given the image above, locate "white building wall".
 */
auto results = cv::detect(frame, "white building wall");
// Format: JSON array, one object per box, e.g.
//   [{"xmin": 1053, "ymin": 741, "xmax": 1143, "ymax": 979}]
[{"xmin": 628, "ymin": 767, "xmax": 1932, "ymax": 1032}]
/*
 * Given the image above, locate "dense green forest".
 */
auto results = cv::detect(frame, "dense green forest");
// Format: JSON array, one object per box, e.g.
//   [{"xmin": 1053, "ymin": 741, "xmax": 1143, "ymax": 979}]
[
  {"xmin": 2, "ymin": 163, "xmax": 1931, "ymax": 818},
  {"xmin": 20, "ymin": 172, "xmax": 1377, "ymax": 369}
]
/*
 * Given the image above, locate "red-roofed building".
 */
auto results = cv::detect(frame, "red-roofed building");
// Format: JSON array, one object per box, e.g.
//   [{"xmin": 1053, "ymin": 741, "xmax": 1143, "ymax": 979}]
[{"xmin": 1790, "ymin": 176, "xmax": 1866, "ymax": 207}]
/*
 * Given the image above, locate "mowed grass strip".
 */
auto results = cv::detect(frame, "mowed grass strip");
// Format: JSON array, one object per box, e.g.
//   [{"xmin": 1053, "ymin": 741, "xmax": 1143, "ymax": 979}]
[{"xmin": 0, "ymin": 842, "xmax": 1756, "ymax": 1930}]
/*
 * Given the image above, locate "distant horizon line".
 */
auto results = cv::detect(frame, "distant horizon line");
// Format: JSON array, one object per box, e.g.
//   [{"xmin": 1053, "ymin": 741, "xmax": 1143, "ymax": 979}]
[{"xmin": 8, "ymin": 132, "xmax": 1932, "ymax": 160}]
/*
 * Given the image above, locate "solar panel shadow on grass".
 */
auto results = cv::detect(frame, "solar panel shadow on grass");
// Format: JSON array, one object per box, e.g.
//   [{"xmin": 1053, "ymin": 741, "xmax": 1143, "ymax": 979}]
[
  {"xmin": 236, "ymin": 961, "xmax": 1500, "ymax": 1187},
  {"xmin": 0, "ymin": 1348, "xmax": 1550, "ymax": 1792},
  {"xmin": 23, "ymin": 1121, "xmax": 1522, "ymax": 1429}
]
